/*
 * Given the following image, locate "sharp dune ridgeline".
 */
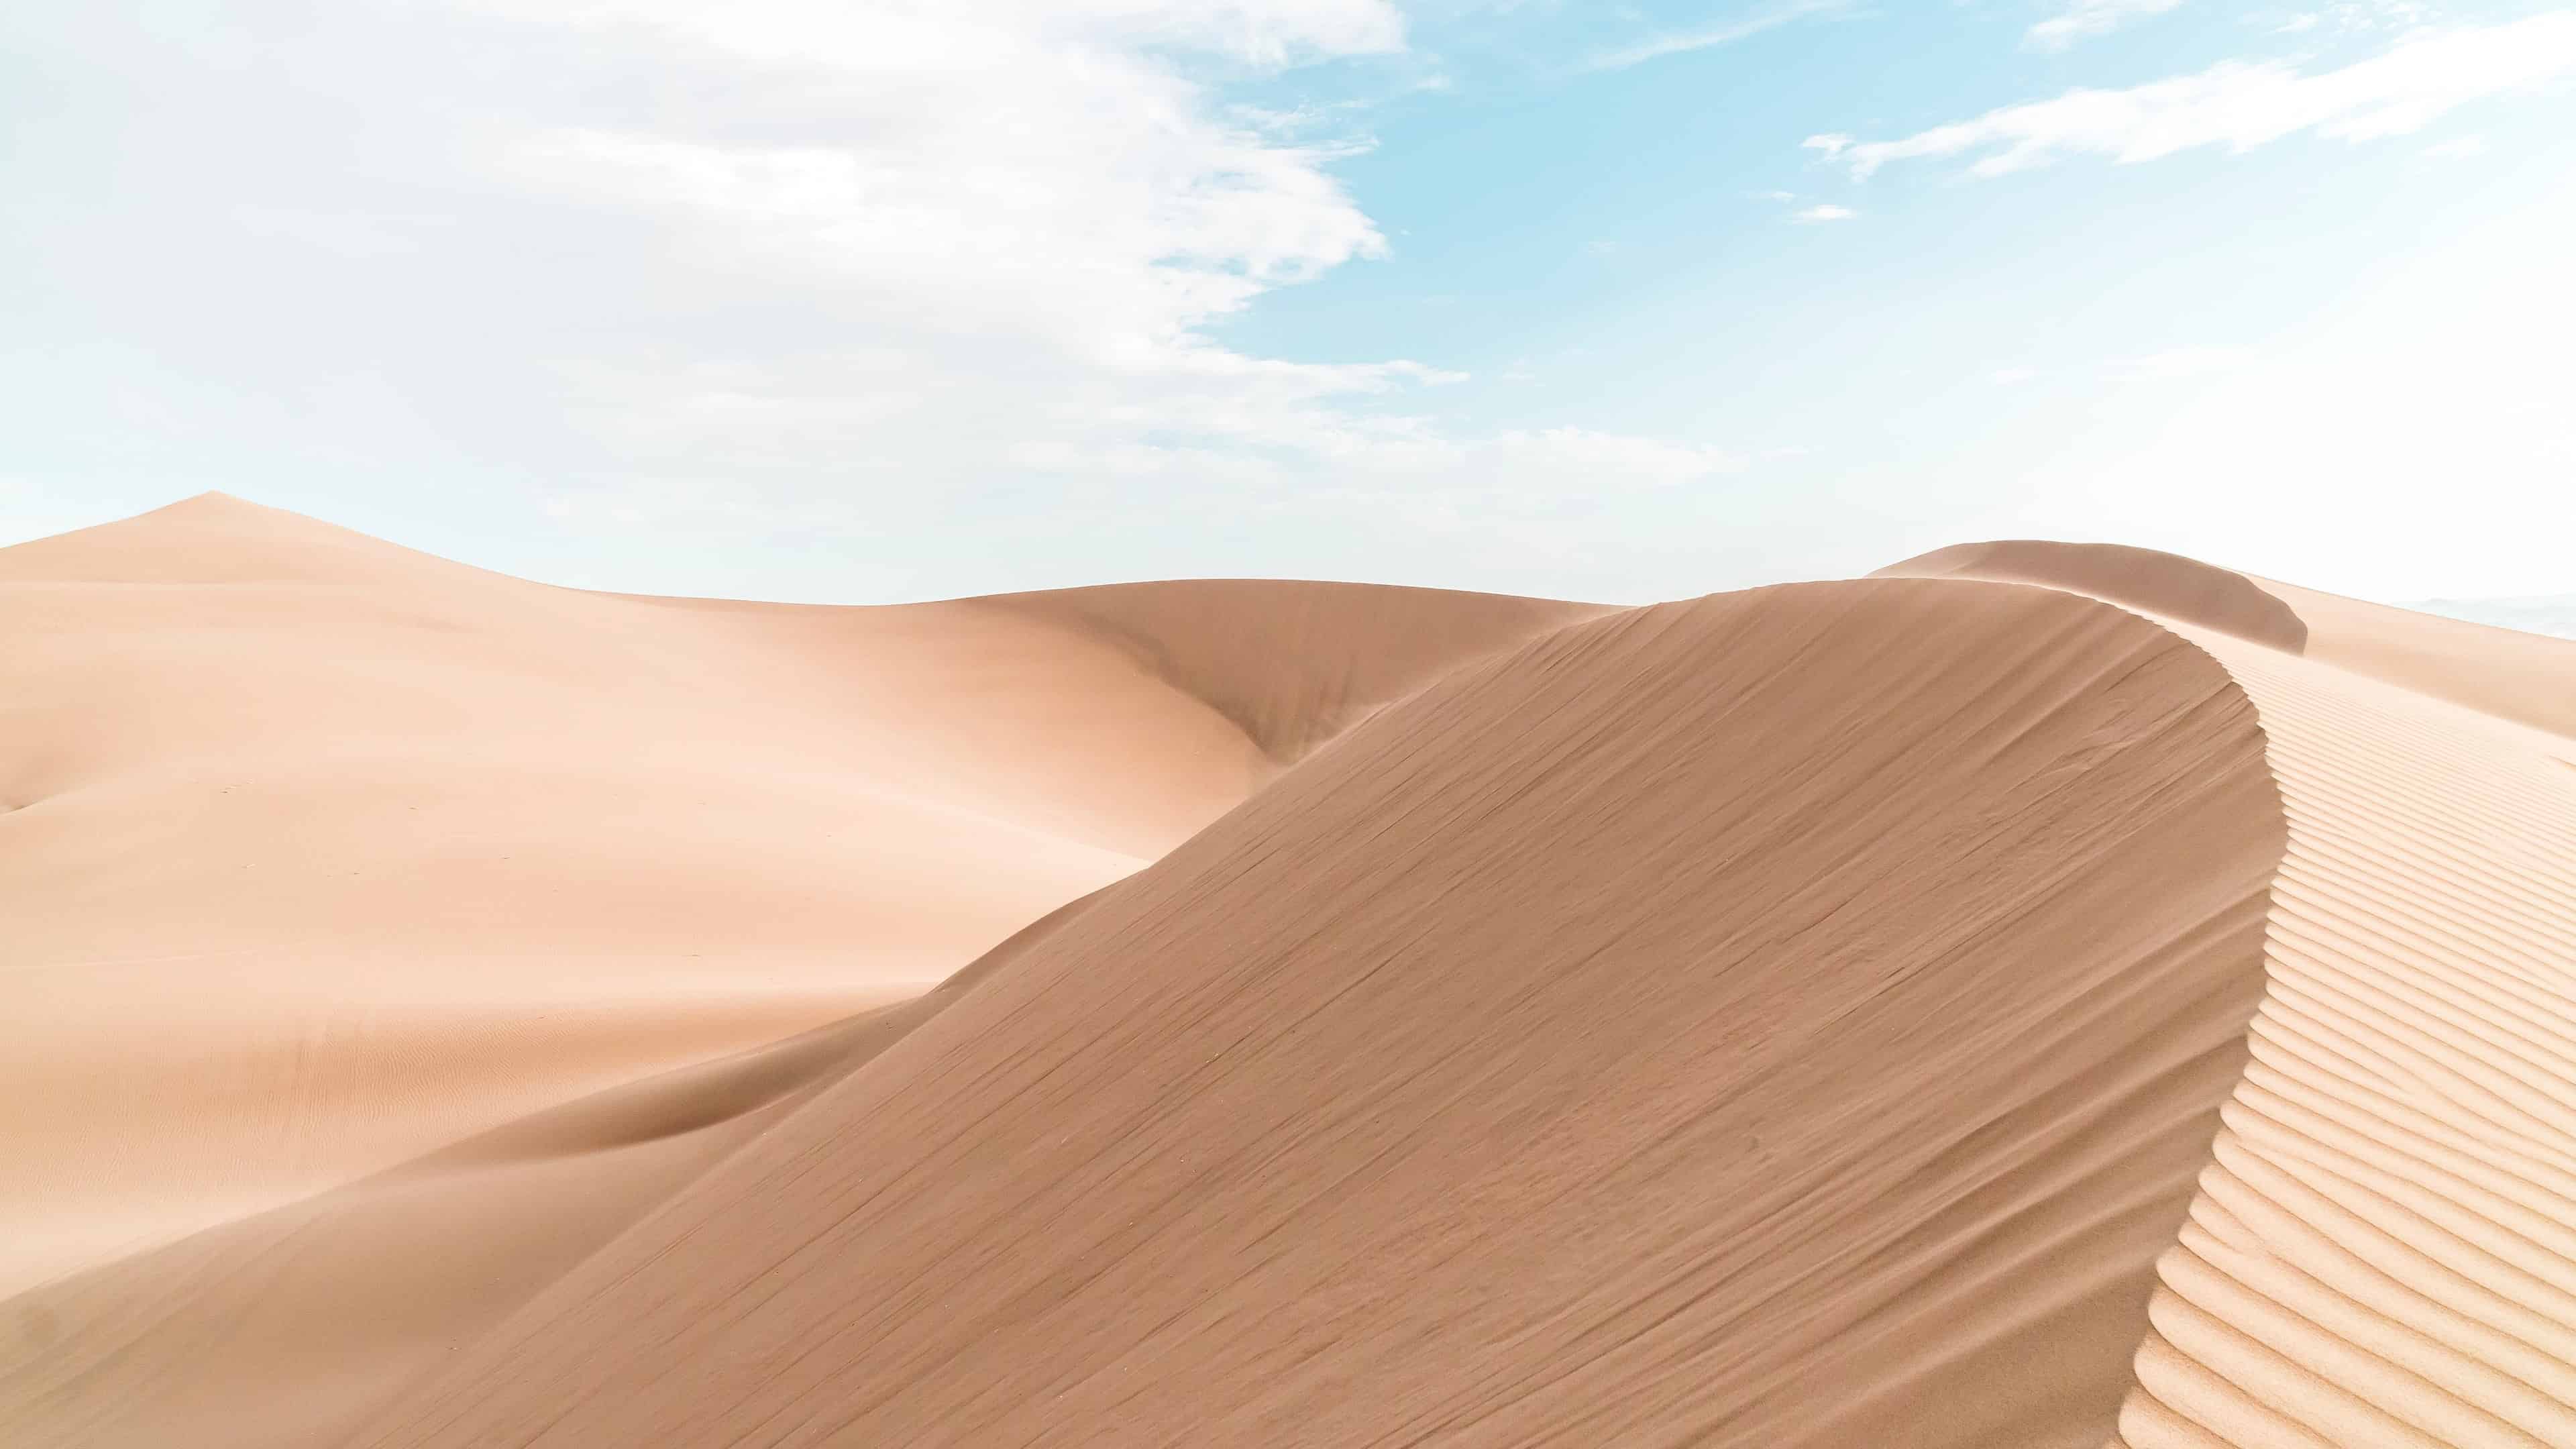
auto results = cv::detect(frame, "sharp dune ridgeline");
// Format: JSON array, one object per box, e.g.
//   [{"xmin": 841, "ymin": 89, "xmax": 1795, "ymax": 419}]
[{"xmin": 2, "ymin": 502, "xmax": 2569, "ymax": 1447}]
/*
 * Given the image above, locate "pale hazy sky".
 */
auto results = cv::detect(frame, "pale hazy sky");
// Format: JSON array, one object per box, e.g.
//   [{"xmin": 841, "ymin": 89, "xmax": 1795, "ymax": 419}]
[{"xmin": 7, "ymin": 1, "xmax": 2573, "ymax": 604}]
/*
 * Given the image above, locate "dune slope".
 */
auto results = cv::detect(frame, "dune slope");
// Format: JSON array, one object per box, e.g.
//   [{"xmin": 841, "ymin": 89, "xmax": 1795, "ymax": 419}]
[
  {"xmin": 2107, "ymin": 637, "xmax": 2576, "ymax": 1448},
  {"xmin": 353, "ymin": 578, "xmax": 2286, "ymax": 1449},
  {"xmin": 0, "ymin": 496, "xmax": 1597, "ymax": 1445},
  {"xmin": 0, "ymin": 492, "xmax": 1236, "ymax": 1297},
  {"xmin": 1879, "ymin": 545, "xmax": 2576, "ymax": 1446},
  {"xmin": 0, "ymin": 889, "xmax": 1108, "ymax": 1449}
]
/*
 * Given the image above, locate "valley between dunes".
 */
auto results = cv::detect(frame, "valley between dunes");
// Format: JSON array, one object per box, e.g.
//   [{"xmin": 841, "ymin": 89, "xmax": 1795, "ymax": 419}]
[{"xmin": 3, "ymin": 497, "xmax": 2571, "ymax": 1448}]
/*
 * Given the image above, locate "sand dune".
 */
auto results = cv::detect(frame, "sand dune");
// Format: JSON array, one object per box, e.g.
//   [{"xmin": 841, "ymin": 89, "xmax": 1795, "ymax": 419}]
[
  {"xmin": 344, "ymin": 579, "xmax": 2286, "ymax": 1448},
  {"xmin": 0, "ymin": 496, "xmax": 1579, "ymax": 1428},
  {"xmin": 7, "ymin": 502, "xmax": 2571, "ymax": 1448},
  {"xmin": 0, "ymin": 888, "xmax": 1108, "ymax": 1449},
  {"xmin": 0, "ymin": 494, "xmax": 1238, "ymax": 1289}
]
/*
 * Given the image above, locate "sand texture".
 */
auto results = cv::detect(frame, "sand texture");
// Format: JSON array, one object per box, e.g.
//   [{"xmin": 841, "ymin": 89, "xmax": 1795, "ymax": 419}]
[
  {"xmin": 1880, "ymin": 541, "xmax": 2576, "ymax": 1446},
  {"xmin": 4, "ymin": 503, "xmax": 2571, "ymax": 1447}
]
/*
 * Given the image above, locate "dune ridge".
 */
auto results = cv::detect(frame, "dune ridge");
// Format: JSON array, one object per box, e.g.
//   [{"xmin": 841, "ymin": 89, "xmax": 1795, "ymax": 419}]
[
  {"xmin": 1886, "ymin": 541, "xmax": 2312, "ymax": 655},
  {"xmin": 2106, "ymin": 637, "xmax": 2576, "ymax": 1447},
  {"xmin": 347, "ymin": 578, "xmax": 2286, "ymax": 1449},
  {"xmin": 1880, "ymin": 545, "xmax": 2576, "ymax": 1446},
  {"xmin": 1879, "ymin": 538, "xmax": 2576, "ymax": 741}
]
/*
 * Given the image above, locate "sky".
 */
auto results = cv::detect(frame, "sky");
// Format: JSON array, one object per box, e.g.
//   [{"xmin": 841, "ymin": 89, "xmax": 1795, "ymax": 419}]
[{"xmin": 5, "ymin": 0, "xmax": 2573, "ymax": 605}]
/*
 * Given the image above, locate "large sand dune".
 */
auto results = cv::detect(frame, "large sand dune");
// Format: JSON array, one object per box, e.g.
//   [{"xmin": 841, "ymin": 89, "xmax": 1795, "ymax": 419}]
[{"xmin": 5, "ymin": 503, "xmax": 2571, "ymax": 1447}]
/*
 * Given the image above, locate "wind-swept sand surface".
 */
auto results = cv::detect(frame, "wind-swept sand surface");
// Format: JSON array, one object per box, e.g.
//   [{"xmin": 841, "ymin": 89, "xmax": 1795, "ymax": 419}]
[
  {"xmin": 4, "ymin": 506, "xmax": 2571, "ymax": 1448},
  {"xmin": 1880, "ymin": 542, "xmax": 2576, "ymax": 1446}
]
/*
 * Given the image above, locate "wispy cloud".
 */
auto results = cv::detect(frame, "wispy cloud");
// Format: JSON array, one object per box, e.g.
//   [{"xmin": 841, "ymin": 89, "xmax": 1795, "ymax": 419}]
[
  {"xmin": 2028, "ymin": 0, "xmax": 2186, "ymax": 50},
  {"xmin": 1809, "ymin": 12, "xmax": 2576, "ymax": 177},
  {"xmin": 1793, "ymin": 203, "xmax": 1858, "ymax": 222},
  {"xmin": 2112, "ymin": 345, "xmax": 2248, "ymax": 380},
  {"xmin": 1587, "ymin": 0, "xmax": 1851, "ymax": 72}
]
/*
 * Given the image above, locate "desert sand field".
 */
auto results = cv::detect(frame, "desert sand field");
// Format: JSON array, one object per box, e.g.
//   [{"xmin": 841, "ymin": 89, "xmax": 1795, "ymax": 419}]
[{"xmin": 4, "ymin": 498, "xmax": 2571, "ymax": 1447}]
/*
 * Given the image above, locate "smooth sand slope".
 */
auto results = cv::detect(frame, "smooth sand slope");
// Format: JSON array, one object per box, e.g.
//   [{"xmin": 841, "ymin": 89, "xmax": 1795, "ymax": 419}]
[
  {"xmin": 350, "ymin": 578, "xmax": 2286, "ymax": 1448},
  {"xmin": 0, "ymin": 889, "xmax": 1110, "ymax": 1449},
  {"xmin": 1881, "ymin": 542, "xmax": 2576, "ymax": 1446},
  {"xmin": 0, "ymin": 497, "xmax": 1588, "ymax": 1446}
]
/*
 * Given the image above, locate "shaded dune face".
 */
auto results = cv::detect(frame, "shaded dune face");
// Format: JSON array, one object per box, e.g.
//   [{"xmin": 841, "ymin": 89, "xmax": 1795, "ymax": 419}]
[{"xmin": 354, "ymin": 579, "xmax": 2286, "ymax": 1449}]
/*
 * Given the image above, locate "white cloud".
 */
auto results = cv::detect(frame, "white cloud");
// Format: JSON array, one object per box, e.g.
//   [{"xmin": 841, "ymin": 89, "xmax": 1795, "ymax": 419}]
[
  {"xmin": 480, "ymin": 3, "xmax": 1399, "ymax": 368},
  {"xmin": 1588, "ymin": 0, "xmax": 1851, "ymax": 72},
  {"xmin": 2421, "ymin": 132, "xmax": 2488, "ymax": 158},
  {"xmin": 2027, "ymin": 0, "xmax": 2186, "ymax": 51},
  {"xmin": 470, "ymin": 3, "xmax": 1758, "ymax": 526},
  {"xmin": 25, "ymin": 0, "xmax": 1733, "ymax": 556},
  {"xmin": 1810, "ymin": 13, "xmax": 2576, "ymax": 178},
  {"xmin": 476, "ymin": 2, "xmax": 1758, "ymax": 527},
  {"xmin": 1792, "ymin": 203, "xmax": 1858, "ymax": 222},
  {"xmin": 1992, "ymin": 366, "xmax": 2039, "ymax": 384}
]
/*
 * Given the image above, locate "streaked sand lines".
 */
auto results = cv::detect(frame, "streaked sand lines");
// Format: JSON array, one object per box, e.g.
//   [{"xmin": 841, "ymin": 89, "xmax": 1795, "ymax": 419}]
[{"xmin": 2112, "ymin": 638, "xmax": 2576, "ymax": 1449}]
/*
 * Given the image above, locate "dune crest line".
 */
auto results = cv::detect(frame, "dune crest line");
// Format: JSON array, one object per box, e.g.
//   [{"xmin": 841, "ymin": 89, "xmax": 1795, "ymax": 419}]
[{"xmin": 1881, "ymin": 540, "xmax": 2576, "ymax": 1447}]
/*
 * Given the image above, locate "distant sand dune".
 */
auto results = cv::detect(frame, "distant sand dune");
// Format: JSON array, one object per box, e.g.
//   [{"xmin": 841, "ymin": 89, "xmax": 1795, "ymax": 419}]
[
  {"xmin": 0, "ymin": 492, "xmax": 1230, "ymax": 1301},
  {"xmin": 7, "ymin": 502, "xmax": 2572, "ymax": 1448},
  {"xmin": 1880, "ymin": 538, "xmax": 2576, "ymax": 739},
  {"xmin": 1885, "ymin": 540, "xmax": 2312, "ymax": 654}
]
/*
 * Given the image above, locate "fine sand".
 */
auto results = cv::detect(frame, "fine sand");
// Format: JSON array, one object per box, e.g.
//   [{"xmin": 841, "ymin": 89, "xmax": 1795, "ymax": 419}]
[
  {"xmin": 1879, "ymin": 541, "xmax": 2576, "ymax": 1446},
  {"xmin": 3, "ymin": 505, "xmax": 2570, "ymax": 1447}
]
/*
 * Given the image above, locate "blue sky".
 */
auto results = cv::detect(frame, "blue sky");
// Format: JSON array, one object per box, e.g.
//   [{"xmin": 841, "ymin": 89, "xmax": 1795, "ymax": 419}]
[{"xmin": 5, "ymin": 1, "xmax": 2572, "ymax": 604}]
